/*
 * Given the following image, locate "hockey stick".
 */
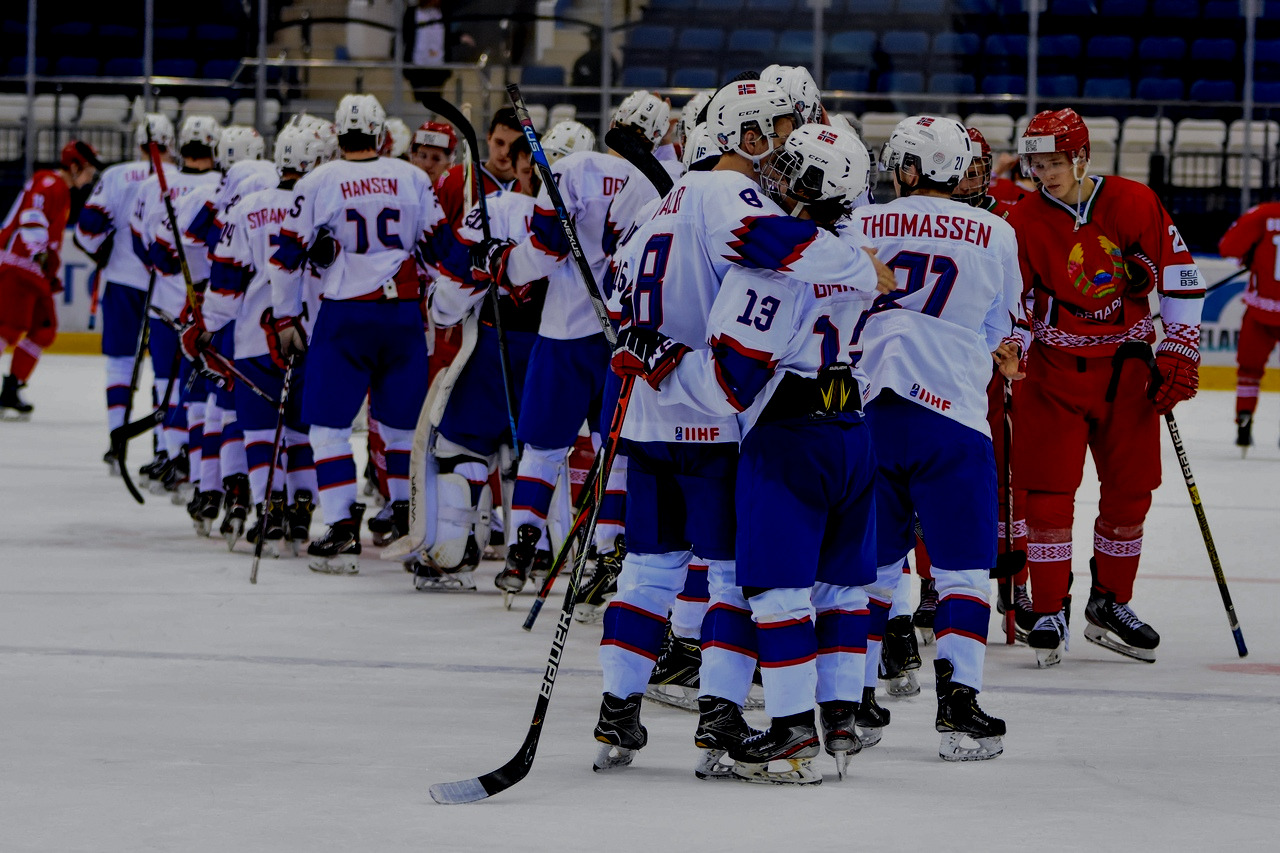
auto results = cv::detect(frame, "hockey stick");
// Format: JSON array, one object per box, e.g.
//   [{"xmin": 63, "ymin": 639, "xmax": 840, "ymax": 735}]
[
  {"xmin": 250, "ymin": 356, "xmax": 297, "ymax": 584},
  {"xmin": 111, "ymin": 348, "xmax": 182, "ymax": 504},
  {"xmin": 148, "ymin": 307, "xmax": 277, "ymax": 403},
  {"xmin": 1107, "ymin": 340, "xmax": 1248, "ymax": 658},
  {"xmin": 429, "ymin": 375, "xmax": 635, "ymax": 805},
  {"xmin": 1000, "ymin": 377, "xmax": 1017, "ymax": 645},
  {"xmin": 145, "ymin": 130, "xmax": 204, "ymax": 325},
  {"xmin": 604, "ymin": 127, "xmax": 674, "ymax": 197},
  {"xmin": 507, "ymin": 83, "xmax": 617, "ymax": 346}
]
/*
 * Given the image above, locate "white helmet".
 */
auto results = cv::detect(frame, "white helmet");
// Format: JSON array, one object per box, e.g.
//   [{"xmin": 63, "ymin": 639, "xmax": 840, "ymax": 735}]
[
  {"xmin": 334, "ymin": 93, "xmax": 386, "ymax": 144},
  {"xmin": 677, "ymin": 90, "xmax": 713, "ymax": 146},
  {"xmin": 762, "ymin": 122, "xmax": 871, "ymax": 209},
  {"xmin": 707, "ymin": 80, "xmax": 800, "ymax": 169},
  {"xmin": 135, "ymin": 113, "xmax": 175, "ymax": 152},
  {"xmin": 879, "ymin": 115, "xmax": 974, "ymax": 188},
  {"xmin": 543, "ymin": 120, "xmax": 596, "ymax": 164},
  {"xmin": 277, "ymin": 114, "xmax": 338, "ymax": 173},
  {"xmin": 216, "ymin": 125, "xmax": 265, "ymax": 169},
  {"xmin": 613, "ymin": 90, "xmax": 671, "ymax": 148},
  {"xmin": 681, "ymin": 122, "xmax": 715, "ymax": 170},
  {"xmin": 383, "ymin": 117, "xmax": 411, "ymax": 158},
  {"xmin": 178, "ymin": 115, "xmax": 223, "ymax": 152},
  {"xmin": 760, "ymin": 64, "xmax": 824, "ymax": 125}
]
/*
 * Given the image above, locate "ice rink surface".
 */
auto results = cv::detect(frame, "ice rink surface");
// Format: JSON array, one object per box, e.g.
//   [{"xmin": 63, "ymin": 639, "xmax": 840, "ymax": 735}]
[{"xmin": 1, "ymin": 355, "xmax": 1278, "ymax": 852}]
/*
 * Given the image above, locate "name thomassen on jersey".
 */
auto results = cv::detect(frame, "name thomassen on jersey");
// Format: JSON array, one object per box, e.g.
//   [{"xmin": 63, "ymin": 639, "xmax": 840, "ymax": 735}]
[{"xmin": 859, "ymin": 211, "xmax": 993, "ymax": 247}]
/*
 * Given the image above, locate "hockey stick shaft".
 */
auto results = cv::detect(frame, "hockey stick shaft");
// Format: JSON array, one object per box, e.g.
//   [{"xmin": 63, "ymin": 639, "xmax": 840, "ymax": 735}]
[
  {"xmin": 144, "ymin": 132, "xmax": 203, "ymax": 325},
  {"xmin": 251, "ymin": 357, "xmax": 296, "ymax": 584},
  {"xmin": 429, "ymin": 374, "xmax": 635, "ymax": 805},
  {"xmin": 507, "ymin": 83, "xmax": 617, "ymax": 346},
  {"xmin": 1001, "ymin": 377, "xmax": 1016, "ymax": 645},
  {"xmin": 112, "ymin": 348, "xmax": 183, "ymax": 504}
]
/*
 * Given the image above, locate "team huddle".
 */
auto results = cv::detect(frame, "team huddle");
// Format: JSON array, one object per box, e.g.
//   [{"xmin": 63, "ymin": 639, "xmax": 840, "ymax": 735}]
[{"xmin": 0, "ymin": 62, "xmax": 1206, "ymax": 786}]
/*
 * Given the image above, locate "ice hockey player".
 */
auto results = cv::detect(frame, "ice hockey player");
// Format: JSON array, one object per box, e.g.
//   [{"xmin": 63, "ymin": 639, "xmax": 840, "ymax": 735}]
[
  {"xmin": 853, "ymin": 115, "xmax": 1021, "ymax": 761},
  {"xmin": 435, "ymin": 107, "xmax": 521, "ymax": 226},
  {"xmin": 1008, "ymin": 108, "xmax": 1204, "ymax": 666},
  {"xmin": 1218, "ymin": 202, "xmax": 1280, "ymax": 452},
  {"xmin": 619, "ymin": 122, "xmax": 880, "ymax": 784},
  {"xmin": 382, "ymin": 117, "xmax": 412, "ymax": 160},
  {"xmin": 268, "ymin": 93, "xmax": 468, "ymax": 574},
  {"xmin": 410, "ymin": 121, "xmax": 457, "ymax": 185},
  {"xmin": 75, "ymin": 116, "xmax": 175, "ymax": 459},
  {"xmin": 475, "ymin": 97, "xmax": 658, "ymax": 604},
  {"xmin": 0, "ymin": 140, "xmax": 101, "ymax": 421},
  {"xmin": 415, "ymin": 133, "xmax": 547, "ymax": 591},
  {"xmin": 592, "ymin": 80, "xmax": 893, "ymax": 773},
  {"xmin": 759, "ymin": 64, "xmax": 826, "ymax": 125}
]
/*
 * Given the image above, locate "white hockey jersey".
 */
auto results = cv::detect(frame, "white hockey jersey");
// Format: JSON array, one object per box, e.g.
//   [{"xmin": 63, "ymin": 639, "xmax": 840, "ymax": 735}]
[
  {"xmin": 75, "ymin": 159, "xmax": 175, "ymax": 289},
  {"xmin": 848, "ymin": 194, "xmax": 1023, "ymax": 437},
  {"xmin": 504, "ymin": 150, "xmax": 634, "ymax": 340},
  {"xmin": 194, "ymin": 159, "xmax": 278, "ymax": 252},
  {"xmin": 130, "ymin": 168, "xmax": 223, "ymax": 318},
  {"xmin": 267, "ymin": 156, "xmax": 466, "ymax": 315},
  {"xmin": 612, "ymin": 169, "xmax": 884, "ymax": 444}
]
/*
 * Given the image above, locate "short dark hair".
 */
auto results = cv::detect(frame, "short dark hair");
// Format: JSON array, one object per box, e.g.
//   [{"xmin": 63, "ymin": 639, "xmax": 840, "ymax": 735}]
[
  {"xmin": 489, "ymin": 107, "xmax": 522, "ymax": 136},
  {"xmin": 338, "ymin": 131, "xmax": 378, "ymax": 153},
  {"xmin": 509, "ymin": 135, "xmax": 532, "ymax": 162}
]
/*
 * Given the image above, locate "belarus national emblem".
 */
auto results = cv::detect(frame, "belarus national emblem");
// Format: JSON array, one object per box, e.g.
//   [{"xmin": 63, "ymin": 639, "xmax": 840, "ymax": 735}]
[{"xmin": 1067, "ymin": 235, "xmax": 1127, "ymax": 299}]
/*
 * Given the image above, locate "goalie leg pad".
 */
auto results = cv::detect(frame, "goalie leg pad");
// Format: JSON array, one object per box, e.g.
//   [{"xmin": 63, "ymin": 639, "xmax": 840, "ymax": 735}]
[{"xmin": 425, "ymin": 464, "xmax": 492, "ymax": 572}]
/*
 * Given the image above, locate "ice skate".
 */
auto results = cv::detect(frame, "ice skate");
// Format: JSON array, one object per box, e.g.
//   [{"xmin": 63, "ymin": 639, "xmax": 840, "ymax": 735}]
[
  {"xmin": 996, "ymin": 583, "xmax": 1037, "ymax": 643},
  {"xmin": 818, "ymin": 701, "xmax": 863, "ymax": 780},
  {"xmin": 1028, "ymin": 608, "xmax": 1070, "ymax": 667},
  {"xmin": 0, "ymin": 374, "xmax": 33, "ymax": 420},
  {"xmin": 935, "ymin": 659, "xmax": 1004, "ymax": 761},
  {"xmin": 855, "ymin": 686, "xmax": 890, "ymax": 747},
  {"xmin": 913, "ymin": 578, "xmax": 937, "ymax": 644},
  {"xmin": 220, "ymin": 474, "xmax": 250, "ymax": 551},
  {"xmin": 1084, "ymin": 590, "xmax": 1159, "ymax": 663},
  {"xmin": 592, "ymin": 693, "xmax": 647, "ymax": 771},
  {"xmin": 693, "ymin": 696, "xmax": 761, "ymax": 780},
  {"xmin": 529, "ymin": 548, "xmax": 553, "ymax": 583},
  {"xmin": 246, "ymin": 491, "xmax": 286, "ymax": 559},
  {"xmin": 367, "ymin": 500, "xmax": 408, "ymax": 547},
  {"xmin": 495, "ymin": 523, "xmax": 539, "ymax": 607},
  {"xmin": 644, "ymin": 630, "xmax": 701, "ymax": 711},
  {"xmin": 103, "ymin": 447, "xmax": 120, "ymax": 476},
  {"xmin": 151, "ymin": 448, "xmax": 189, "ymax": 496},
  {"xmin": 573, "ymin": 535, "xmax": 624, "ymax": 624},
  {"xmin": 307, "ymin": 502, "xmax": 365, "ymax": 575},
  {"xmin": 728, "ymin": 712, "xmax": 822, "ymax": 786},
  {"xmin": 880, "ymin": 615, "xmax": 922, "ymax": 697},
  {"xmin": 411, "ymin": 561, "xmax": 477, "ymax": 592},
  {"xmin": 138, "ymin": 451, "xmax": 169, "ymax": 482},
  {"xmin": 286, "ymin": 490, "xmax": 314, "ymax": 555},
  {"xmin": 191, "ymin": 489, "xmax": 222, "ymax": 537},
  {"xmin": 1236, "ymin": 411, "xmax": 1253, "ymax": 457}
]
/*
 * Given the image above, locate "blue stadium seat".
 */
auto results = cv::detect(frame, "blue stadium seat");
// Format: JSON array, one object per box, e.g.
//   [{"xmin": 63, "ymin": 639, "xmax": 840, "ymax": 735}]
[
  {"xmin": 98, "ymin": 24, "xmax": 140, "ymax": 40},
  {"xmin": 202, "ymin": 59, "xmax": 241, "ymax": 80},
  {"xmin": 696, "ymin": 0, "xmax": 744, "ymax": 10},
  {"xmin": 984, "ymin": 34, "xmax": 1028, "ymax": 58},
  {"xmin": 777, "ymin": 29, "xmax": 815, "ymax": 62},
  {"xmin": 1258, "ymin": 39, "xmax": 1280, "ymax": 64},
  {"xmin": 929, "ymin": 73, "xmax": 976, "ymax": 95},
  {"xmin": 827, "ymin": 31, "xmax": 877, "ymax": 67},
  {"xmin": 48, "ymin": 22, "xmax": 93, "ymax": 38},
  {"xmin": 1138, "ymin": 36, "xmax": 1187, "ymax": 62},
  {"xmin": 1255, "ymin": 81, "xmax": 1280, "ymax": 104},
  {"xmin": 521, "ymin": 65, "xmax": 565, "ymax": 86},
  {"xmin": 1190, "ymin": 38, "xmax": 1237, "ymax": 63},
  {"xmin": 6, "ymin": 56, "xmax": 48, "ymax": 76},
  {"xmin": 1039, "ymin": 35, "xmax": 1082, "ymax": 59},
  {"xmin": 932, "ymin": 32, "xmax": 979, "ymax": 58},
  {"xmin": 104, "ymin": 57, "xmax": 144, "ymax": 77},
  {"xmin": 1038, "ymin": 75, "xmax": 1079, "ymax": 98},
  {"xmin": 954, "ymin": 0, "xmax": 998, "ymax": 12},
  {"xmin": 1082, "ymin": 78, "xmax": 1132, "ymax": 99},
  {"xmin": 827, "ymin": 70, "xmax": 871, "ymax": 92},
  {"xmin": 835, "ymin": 0, "xmax": 894, "ymax": 15},
  {"xmin": 897, "ymin": 0, "xmax": 947, "ymax": 13},
  {"xmin": 727, "ymin": 28, "xmax": 777, "ymax": 63},
  {"xmin": 672, "ymin": 67, "xmax": 718, "ymax": 89},
  {"xmin": 881, "ymin": 30, "xmax": 929, "ymax": 59},
  {"xmin": 1087, "ymin": 36, "xmax": 1133, "ymax": 60},
  {"xmin": 621, "ymin": 66, "xmax": 667, "ymax": 89},
  {"xmin": 1188, "ymin": 79, "xmax": 1237, "ymax": 101},
  {"xmin": 194, "ymin": 24, "xmax": 241, "ymax": 43},
  {"xmin": 1151, "ymin": 0, "xmax": 1199, "ymax": 16},
  {"xmin": 154, "ymin": 58, "xmax": 198, "ymax": 78},
  {"xmin": 677, "ymin": 27, "xmax": 725, "ymax": 54},
  {"xmin": 1136, "ymin": 78, "xmax": 1184, "ymax": 100},
  {"xmin": 154, "ymin": 25, "xmax": 190, "ymax": 42},
  {"xmin": 644, "ymin": 0, "xmax": 687, "ymax": 23},
  {"xmin": 627, "ymin": 25, "xmax": 675, "ymax": 51},
  {"xmin": 877, "ymin": 71, "xmax": 924, "ymax": 93},
  {"xmin": 1050, "ymin": 0, "xmax": 1095, "ymax": 14},
  {"xmin": 742, "ymin": 0, "xmax": 795, "ymax": 11},
  {"xmin": 1099, "ymin": 0, "xmax": 1147, "ymax": 14},
  {"xmin": 1202, "ymin": 0, "xmax": 1240, "ymax": 16},
  {"xmin": 981, "ymin": 74, "xmax": 1028, "ymax": 96},
  {"xmin": 54, "ymin": 57, "xmax": 99, "ymax": 77}
]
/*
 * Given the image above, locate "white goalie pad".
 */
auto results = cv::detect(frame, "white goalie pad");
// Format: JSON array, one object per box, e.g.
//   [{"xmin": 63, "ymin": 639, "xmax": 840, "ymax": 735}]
[{"xmin": 425, "ymin": 471, "xmax": 492, "ymax": 571}]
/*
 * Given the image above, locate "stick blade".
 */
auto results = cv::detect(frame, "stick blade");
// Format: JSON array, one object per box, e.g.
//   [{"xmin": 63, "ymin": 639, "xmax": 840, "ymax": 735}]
[{"xmin": 429, "ymin": 776, "xmax": 491, "ymax": 805}]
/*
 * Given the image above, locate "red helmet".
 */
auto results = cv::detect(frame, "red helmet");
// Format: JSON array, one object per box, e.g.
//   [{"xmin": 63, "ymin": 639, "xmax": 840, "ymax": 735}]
[
  {"xmin": 413, "ymin": 121, "xmax": 457, "ymax": 154},
  {"xmin": 966, "ymin": 126, "xmax": 992, "ymax": 161},
  {"xmin": 954, "ymin": 126, "xmax": 992, "ymax": 207},
  {"xmin": 60, "ymin": 139, "xmax": 103, "ymax": 171},
  {"xmin": 1019, "ymin": 108, "xmax": 1090, "ymax": 161}
]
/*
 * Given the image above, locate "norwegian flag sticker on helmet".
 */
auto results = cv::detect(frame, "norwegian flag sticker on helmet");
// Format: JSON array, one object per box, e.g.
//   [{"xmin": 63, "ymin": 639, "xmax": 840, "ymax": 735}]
[
  {"xmin": 737, "ymin": 82, "xmax": 757, "ymax": 95},
  {"xmin": 816, "ymin": 130, "xmax": 838, "ymax": 144},
  {"xmin": 916, "ymin": 117, "xmax": 935, "ymax": 126}
]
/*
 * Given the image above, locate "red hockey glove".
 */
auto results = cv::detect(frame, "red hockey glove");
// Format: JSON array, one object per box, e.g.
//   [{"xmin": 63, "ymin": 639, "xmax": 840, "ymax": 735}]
[
  {"xmin": 261, "ymin": 308, "xmax": 307, "ymax": 370},
  {"xmin": 1152, "ymin": 338, "xmax": 1199, "ymax": 415},
  {"xmin": 179, "ymin": 318, "xmax": 212, "ymax": 362},
  {"xmin": 195, "ymin": 347, "xmax": 237, "ymax": 392},
  {"xmin": 1124, "ymin": 250, "xmax": 1156, "ymax": 297},
  {"xmin": 469, "ymin": 237, "xmax": 515, "ymax": 289},
  {"xmin": 611, "ymin": 326, "xmax": 690, "ymax": 390}
]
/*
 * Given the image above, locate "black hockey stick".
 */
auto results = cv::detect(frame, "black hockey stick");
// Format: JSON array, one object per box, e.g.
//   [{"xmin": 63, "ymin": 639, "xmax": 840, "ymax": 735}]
[
  {"xmin": 508, "ymin": 83, "xmax": 617, "ymax": 346},
  {"xmin": 999, "ymin": 376, "xmax": 1017, "ymax": 645},
  {"xmin": 250, "ymin": 356, "xmax": 297, "ymax": 584},
  {"xmin": 604, "ymin": 127, "xmax": 674, "ymax": 197},
  {"xmin": 430, "ymin": 375, "xmax": 636, "ymax": 805},
  {"xmin": 1107, "ymin": 340, "xmax": 1248, "ymax": 658},
  {"xmin": 111, "ymin": 348, "xmax": 182, "ymax": 504}
]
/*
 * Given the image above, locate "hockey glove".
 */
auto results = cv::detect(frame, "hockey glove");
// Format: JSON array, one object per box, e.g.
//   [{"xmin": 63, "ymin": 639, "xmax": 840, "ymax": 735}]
[
  {"xmin": 261, "ymin": 307, "xmax": 307, "ymax": 370},
  {"xmin": 195, "ymin": 347, "xmax": 237, "ymax": 392},
  {"xmin": 610, "ymin": 326, "xmax": 690, "ymax": 390},
  {"xmin": 1123, "ymin": 250, "xmax": 1156, "ymax": 297},
  {"xmin": 309, "ymin": 230, "xmax": 339, "ymax": 269},
  {"xmin": 178, "ymin": 318, "xmax": 212, "ymax": 362},
  {"xmin": 469, "ymin": 237, "xmax": 515, "ymax": 289},
  {"xmin": 1151, "ymin": 337, "xmax": 1199, "ymax": 415}
]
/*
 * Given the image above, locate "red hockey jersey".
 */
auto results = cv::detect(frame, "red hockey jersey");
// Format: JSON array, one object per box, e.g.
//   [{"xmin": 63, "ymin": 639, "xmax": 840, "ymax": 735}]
[
  {"xmin": 434, "ymin": 163, "xmax": 514, "ymax": 227},
  {"xmin": 0, "ymin": 169, "xmax": 71, "ymax": 287},
  {"xmin": 1007, "ymin": 175, "xmax": 1204, "ymax": 358},
  {"xmin": 1219, "ymin": 201, "xmax": 1280, "ymax": 318}
]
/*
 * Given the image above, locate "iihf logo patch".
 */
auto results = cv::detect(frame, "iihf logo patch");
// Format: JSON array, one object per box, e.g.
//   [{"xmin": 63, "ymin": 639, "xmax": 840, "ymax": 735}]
[
  {"xmin": 674, "ymin": 426, "xmax": 683, "ymax": 441},
  {"xmin": 816, "ymin": 130, "xmax": 837, "ymax": 144},
  {"xmin": 737, "ymin": 83, "xmax": 757, "ymax": 96},
  {"xmin": 933, "ymin": 151, "xmax": 947, "ymax": 164},
  {"xmin": 717, "ymin": 132, "xmax": 731, "ymax": 147}
]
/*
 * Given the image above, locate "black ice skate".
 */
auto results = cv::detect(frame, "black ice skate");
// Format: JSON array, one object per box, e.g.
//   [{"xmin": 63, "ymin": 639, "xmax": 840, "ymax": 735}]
[
  {"xmin": 307, "ymin": 502, "xmax": 365, "ymax": 575},
  {"xmin": 693, "ymin": 696, "xmax": 761, "ymax": 780},
  {"xmin": 995, "ymin": 582, "xmax": 1038, "ymax": 643},
  {"xmin": 246, "ymin": 491, "xmax": 286, "ymax": 559},
  {"xmin": 103, "ymin": 447, "xmax": 120, "ymax": 476},
  {"xmin": 880, "ymin": 614, "xmax": 922, "ymax": 697},
  {"xmin": 1236, "ymin": 411, "xmax": 1253, "ymax": 457},
  {"xmin": 914, "ymin": 578, "xmax": 938, "ymax": 644},
  {"xmin": 411, "ymin": 560, "xmax": 477, "ymax": 592},
  {"xmin": 1028, "ymin": 575, "xmax": 1072, "ymax": 667},
  {"xmin": 1084, "ymin": 590, "xmax": 1159, "ymax": 663},
  {"xmin": 530, "ymin": 548, "xmax": 553, "ymax": 582},
  {"xmin": 192, "ymin": 489, "xmax": 223, "ymax": 537},
  {"xmin": 818, "ymin": 700, "xmax": 863, "ymax": 779},
  {"xmin": 138, "ymin": 450, "xmax": 169, "ymax": 482},
  {"xmin": 367, "ymin": 499, "xmax": 408, "ymax": 547},
  {"xmin": 644, "ymin": 630, "xmax": 702, "ymax": 711},
  {"xmin": 935, "ymin": 659, "xmax": 1004, "ymax": 761},
  {"xmin": 0, "ymin": 374, "xmax": 33, "ymax": 420},
  {"xmin": 593, "ymin": 693, "xmax": 648, "ymax": 771},
  {"xmin": 573, "ymin": 535, "xmax": 624, "ymax": 624},
  {"xmin": 220, "ymin": 474, "xmax": 250, "ymax": 550},
  {"xmin": 286, "ymin": 489, "xmax": 314, "ymax": 555},
  {"xmin": 855, "ymin": 686, "xmax": 891, "ymax": 748},
  {"xmin": 495, "ymin": 523, "xmax": 539, "ymax": 606},
  {"xmin": 151, "ymin": 447, "xmax": 189, "ymax": 496},
  {"xmin": 728, "ymin": 711, "xmax": 822, "ymax": 786}
]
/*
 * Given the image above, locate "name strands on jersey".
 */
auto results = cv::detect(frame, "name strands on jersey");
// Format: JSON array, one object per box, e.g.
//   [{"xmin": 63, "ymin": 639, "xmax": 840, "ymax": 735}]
[{"xmin": 860, "ymin": 210, "xmax": 993, "ymax": 248}]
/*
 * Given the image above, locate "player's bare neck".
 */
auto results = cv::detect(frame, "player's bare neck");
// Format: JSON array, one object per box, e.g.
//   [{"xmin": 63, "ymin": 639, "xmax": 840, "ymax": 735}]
[
  {"xmin": 343, "ymin": 151, "xmax": 379, "ymax": 162},
  {"xmin": 712, "ymin": 152, "xmax": 757, "ymax": 179}
]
